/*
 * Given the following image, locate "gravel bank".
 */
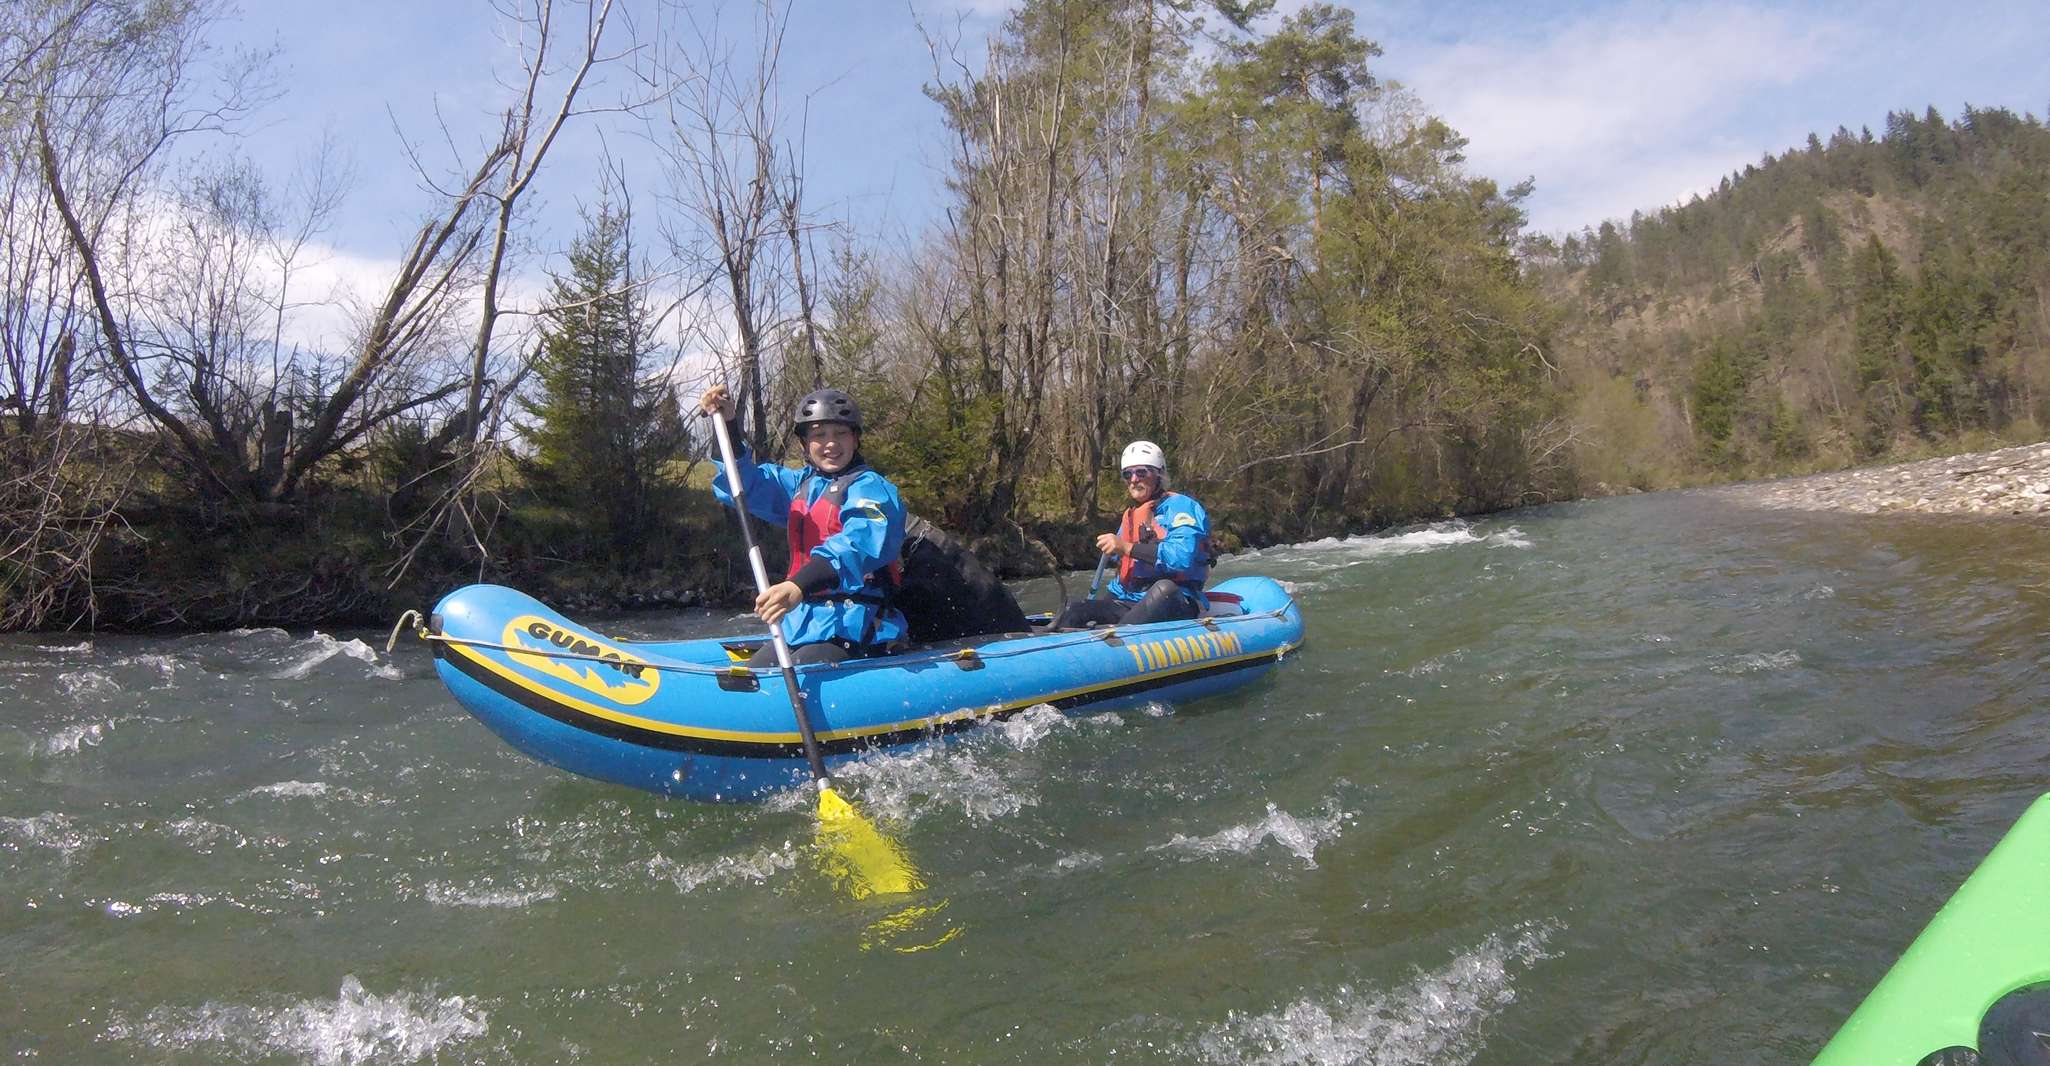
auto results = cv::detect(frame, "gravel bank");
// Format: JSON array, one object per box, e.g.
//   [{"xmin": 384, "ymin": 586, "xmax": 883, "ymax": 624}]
[{"xmin": 1706, "ymin": 441, "xmax": 2050, "ymax": 518}]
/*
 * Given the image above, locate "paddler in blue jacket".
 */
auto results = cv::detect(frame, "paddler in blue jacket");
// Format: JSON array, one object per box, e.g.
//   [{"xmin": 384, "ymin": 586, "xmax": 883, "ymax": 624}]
[
  {"xmin": 699, "ymin": 384, "xmax": 908, "ymax": 665},
  {"xmin": 1052, "ymin": 440, "xmax": 1212, "ymax": 629}
]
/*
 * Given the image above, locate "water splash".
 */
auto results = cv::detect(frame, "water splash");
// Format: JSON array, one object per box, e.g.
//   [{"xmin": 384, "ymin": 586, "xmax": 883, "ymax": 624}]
[
  {"xmin": 1485, "ymin": 527, "xmax": 1533, "ymax": 549},
  {"xmin": 0, "ymin": 811, "xmax": 99, "ymax": 860},
  {"xmin": 988, "ymin": 703, "xmax": 1105, "ymax": 746},
  {"xmin": 39, "ymin": 716, "xmax": 138, "ymax": 756},
  {"xmin": 236, "ymin": 780, "xmax": 374, "ymax": 805},
  {"xmin": 161, "ymin": 817, "xmax": 261, "ymax": 854},
  {"xmin": 1393, "ymin": 653, "xmax": 1459, "ymax": 678},
  {"xmin": 1279, "ymin": 522, "xmax": 1531, "ymax": 563},
  {"xmin": 423, "ymin": 880, "xmax": 561, "ymax": 908},
  {"xmin": 827, "ymin": 704, "xmax": 1115, "ymax": 823},
  {"xmin": 273, "ymin": 633, "xmax": 405, "ymax": 681},
  {"xmin": 1154, "ymin": 801, "xmax": 1351, "ymax": 868},
  {"xmin": 102, "ymin": 975, "xmax": 490, "ymax": 1065},
  {"xmin": 96, "ymin": 891, "xmax": 257, "ymax": 917},
  {"xmin": 837, "ymin": 741, "xmax": 1035, "ymax": 823},
  {"xmin": 1714, "ymin": 650, "xmax": 1803, "ymax": 674},
  {"xmin": 1189, "ymin": 924, "xmax": 1555, "ymax": 1066},
  {"xmin": 645, "ymin": 843, "xmax": 798, "ymax": 893},
  {"xmin": 112, "ymin": 652, "xmax": 182, "ymax": 686},
  {"xmin": 58, "ymin": 668, "xmax": 121, "ymax": 699}
]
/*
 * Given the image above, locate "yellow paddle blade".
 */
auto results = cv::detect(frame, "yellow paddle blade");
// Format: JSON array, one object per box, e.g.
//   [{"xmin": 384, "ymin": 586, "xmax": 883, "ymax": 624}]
[
  {"xmin": 861, "ymin": 899, "xmax": 966, "ymax": 954},
  {"xmin": 815, "ymin": 785, "xmax": 924, "ymax": 898}
]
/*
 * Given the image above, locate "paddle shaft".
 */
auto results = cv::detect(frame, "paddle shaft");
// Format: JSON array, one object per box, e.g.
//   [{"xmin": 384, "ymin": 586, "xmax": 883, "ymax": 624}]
[
  {"xmin": 708, "ymin": 413, "xmax": 833, "ymax": 784},
  {"xmin": 1088, "ymin": 551, "xmax": 1112, "ymax": 599}
]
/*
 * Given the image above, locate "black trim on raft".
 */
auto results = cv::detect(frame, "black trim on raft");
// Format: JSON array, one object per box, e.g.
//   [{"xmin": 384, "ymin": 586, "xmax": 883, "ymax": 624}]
[{"xmin": 434, "ymin": 638, "xmax": 1284, "ymax": 760}]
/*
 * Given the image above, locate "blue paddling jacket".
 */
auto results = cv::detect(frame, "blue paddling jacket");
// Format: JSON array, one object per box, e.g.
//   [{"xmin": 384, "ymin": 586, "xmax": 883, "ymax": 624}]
[
  {"xmin": 1108, "ymin": 491, "xmax": 1212, "ymax": 607},
  {"xmin": 713, "ymin": 441, "xmax": 909, "ymax": 650}
]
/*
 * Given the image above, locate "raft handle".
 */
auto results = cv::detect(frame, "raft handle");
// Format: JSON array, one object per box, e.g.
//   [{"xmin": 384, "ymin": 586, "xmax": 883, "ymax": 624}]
[
  {"xmin": 1097, "ymin": 628, "xmax": 1124, "ymax": 647},
  {"xmin": 950, "ymin": 649, "xmax": 985, "ymax": 671},
  {"xmin": 385, "ymin": 610, "xmax": 425, "ymax": 653},
  {"xmin": 717, "ymin": 667, "xmax": 761, "ymax": 692}
]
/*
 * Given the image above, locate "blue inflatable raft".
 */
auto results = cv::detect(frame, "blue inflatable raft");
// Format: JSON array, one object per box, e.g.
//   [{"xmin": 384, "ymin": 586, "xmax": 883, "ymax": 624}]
[{"xmin": 421, "ymin": 575, "xmax": 1304, "ymax": 801}]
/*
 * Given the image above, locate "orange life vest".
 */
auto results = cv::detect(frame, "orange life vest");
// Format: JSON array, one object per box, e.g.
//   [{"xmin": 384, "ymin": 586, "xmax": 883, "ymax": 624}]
[{"xmin": 1116, "ymin": 491, "xmax": 1210, "ymax": 593}]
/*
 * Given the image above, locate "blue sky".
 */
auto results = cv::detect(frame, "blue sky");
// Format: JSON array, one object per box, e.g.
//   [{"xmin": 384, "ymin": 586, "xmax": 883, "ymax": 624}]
[{"xmin": 215, "ymin": 0, "xmax": 2047, "ymax": 308}]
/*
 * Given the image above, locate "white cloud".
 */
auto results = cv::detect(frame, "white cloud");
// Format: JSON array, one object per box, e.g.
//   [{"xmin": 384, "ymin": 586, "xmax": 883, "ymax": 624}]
[
  {"xmin": 1531, "ymin": 137, "xmax": 1772, "ymax": 233},
  {"xmin": 1391, "ymin": 3, "xmax": 1852, "ymax": 231},
  {"xmin": 263, "ymin": 240, "xmax": 558, "ymax": 366},
  {"xmin": 270, "ymin": 245, "xmax": 399, "ymax": 355}
]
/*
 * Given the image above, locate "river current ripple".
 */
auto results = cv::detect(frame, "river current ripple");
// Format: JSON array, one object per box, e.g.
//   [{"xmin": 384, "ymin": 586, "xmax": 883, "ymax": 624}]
[{"xmin": 3, "ymin": 490, "xmax": 2047, "ymax": 1064}]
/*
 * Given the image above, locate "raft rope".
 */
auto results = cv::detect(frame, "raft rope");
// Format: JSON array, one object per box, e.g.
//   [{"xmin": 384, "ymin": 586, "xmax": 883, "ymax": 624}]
[
  {"xmin": 385, "ymin": 606, "xmax": 1293, "ymax": 677},
  {"xmin": 386, "ymin": 612, "xmax": 738, "ymax": 677}
]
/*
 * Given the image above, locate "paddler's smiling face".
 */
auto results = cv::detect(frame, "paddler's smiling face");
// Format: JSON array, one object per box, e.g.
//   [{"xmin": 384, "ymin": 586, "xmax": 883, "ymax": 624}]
[
  {"xmin": 1121, "ymin": 465, "xmax": 1160, "ymax": 503},
  {"xmin": 802, "ymin": 422, "xmax": 857, "ymax": 474}
]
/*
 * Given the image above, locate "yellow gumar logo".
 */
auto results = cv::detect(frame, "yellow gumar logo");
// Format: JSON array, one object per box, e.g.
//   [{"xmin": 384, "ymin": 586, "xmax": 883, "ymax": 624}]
[
  {"xmin": 1126, "ymin": 629, "xmax": 1244, "ymax": 673},
  {"xmin": 502, "ymin": 616, "xmax": 659, "ymax": 705}
]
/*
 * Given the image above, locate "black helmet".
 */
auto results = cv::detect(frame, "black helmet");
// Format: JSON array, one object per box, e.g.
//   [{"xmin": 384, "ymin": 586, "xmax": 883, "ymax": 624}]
[{"xmin": 792, "ymin": 388, "xmax": 862, "ymax": 434}]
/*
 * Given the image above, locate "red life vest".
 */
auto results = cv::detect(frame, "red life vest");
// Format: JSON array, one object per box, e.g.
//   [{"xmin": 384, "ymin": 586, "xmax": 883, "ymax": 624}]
[
  {"xmin": 786, "ymin": 466, "xmax": 902, "ymax": 594},
  {"xmin": 1116, "ymin": 491, "xmax": 1209, "ymax": 592}
]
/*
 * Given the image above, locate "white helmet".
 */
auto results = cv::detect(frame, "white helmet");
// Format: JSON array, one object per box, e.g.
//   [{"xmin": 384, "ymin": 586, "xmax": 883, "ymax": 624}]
[{"xmin": 1119, "ymin": 440, "xmax": 1167, "ymax": 476}]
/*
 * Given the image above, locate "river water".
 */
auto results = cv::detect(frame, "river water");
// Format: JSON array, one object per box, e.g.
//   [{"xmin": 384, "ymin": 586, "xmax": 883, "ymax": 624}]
[{"xmin": 3, "ymin": 490, "xmax": 2047, "ymax": 1064}]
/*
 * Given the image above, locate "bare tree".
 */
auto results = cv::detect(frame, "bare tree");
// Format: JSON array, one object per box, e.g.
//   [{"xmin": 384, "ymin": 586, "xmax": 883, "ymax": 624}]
[
  {"xmin": 0, "ymin": 0, "xmax": 271, "ymax": 626},
  {"xmin": 458, "ymin": 0, "xmax": 638, "ymax": 447},
  {"xmin": 19, "ymin": 0, "xmax": 553, "ymax": 508},
  {"xmin": 0, "ymin": 104, "xmax": 125, "ymax": 628},
  {"xmin": 653, "ymin": 0, "xmax": 813, "ymax": 457},
  {"xmin": 776, "ymin": 139, "xmax": 825, "ymax": 392},
  {"xmin": 13, "ymin": 0, "xmax": 659, "ymax": 611},
  {"xmin": 917, "ymin": 5, "xmax": 1082, "ymax": 533},
  {"xmin": 366, "ymin": 0, "xmax": 665, "ymax": 580},
  {"xmin": 23, "ymin": 0, "xmax": 274, "ymax": 491}
]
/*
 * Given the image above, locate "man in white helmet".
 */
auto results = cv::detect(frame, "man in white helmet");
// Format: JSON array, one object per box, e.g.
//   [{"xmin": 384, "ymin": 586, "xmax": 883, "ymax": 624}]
[{"xmin": 1052, "ymin": 439, "xmax": 1213, "ymax": 629}]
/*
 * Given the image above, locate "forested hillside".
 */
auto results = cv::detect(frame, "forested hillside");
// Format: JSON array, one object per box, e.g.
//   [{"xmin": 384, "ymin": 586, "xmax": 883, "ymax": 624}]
[{"xmin": 1534, "ymin": 106, "xmax": 2050, "ymax": 489}]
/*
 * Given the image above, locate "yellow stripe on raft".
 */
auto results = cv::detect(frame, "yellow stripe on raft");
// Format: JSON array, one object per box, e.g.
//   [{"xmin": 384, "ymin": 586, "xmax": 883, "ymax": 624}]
[
  {"xmin": 453, "ymin": 627, "xmax": 1287, "ymax": 748},
  {"xmin": 449, "ymin": 640, "xmax": 803, "ymax": 743}
]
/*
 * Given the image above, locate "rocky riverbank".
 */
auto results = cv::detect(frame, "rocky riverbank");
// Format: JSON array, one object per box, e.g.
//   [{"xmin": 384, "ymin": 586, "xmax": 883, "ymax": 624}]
[{"xmin": 1706, "ymin": 441, "xmax": 2050, "ymax": 519}]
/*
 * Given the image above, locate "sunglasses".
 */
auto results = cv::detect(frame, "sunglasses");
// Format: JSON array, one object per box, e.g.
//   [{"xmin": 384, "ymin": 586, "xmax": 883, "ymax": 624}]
[{"xmin": 1120, "ymin": 467, "xmax": 1158, "ymax": 481}]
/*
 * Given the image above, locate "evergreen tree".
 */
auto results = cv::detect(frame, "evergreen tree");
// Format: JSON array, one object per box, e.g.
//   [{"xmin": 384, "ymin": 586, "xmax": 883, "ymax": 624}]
[
  {"xmin": 1799, "ymin": 201, "xmax": 1839, "ymax": 260},
  {"xmin": 1690, "ymin": 335, "xmax": 1754, "ymax": 462},
  {"xmin": 1587, "ymin": 220, "xmax": 1634, "ymax": 304},
  {"xmin": 1902, "ymin": 254, "xmax": 1989, "ymax": 435},
  {"xmin": 1849, "ymin": 234, "xmax": 1907, "ymax": 452},
  {"xmin": 518, "ymin": 202, "xmax": 689, "ymax": 571}
]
